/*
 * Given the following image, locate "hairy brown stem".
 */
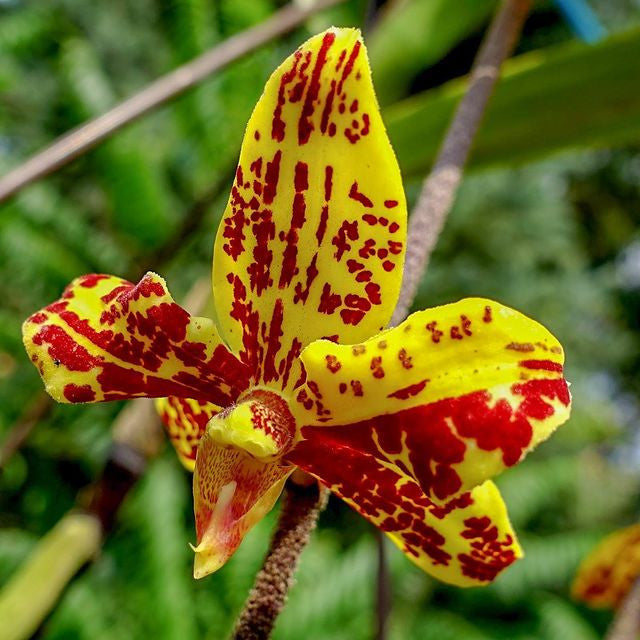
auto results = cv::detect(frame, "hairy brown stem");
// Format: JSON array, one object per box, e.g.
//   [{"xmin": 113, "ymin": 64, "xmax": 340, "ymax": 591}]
[
  {"xmin": 0, "ymin": 0, "xmax": 344, "ymax": 205},
  {"xmin": 606, "ymin": 578, "xmax": 640, "ymax": 640},
  {"xmin": 232, "ymin": 480, "xmax": 329, "ymax": 640},
  {"xmin": 391, "ymin": 0, "xmax": 532, "ymax": 325}
]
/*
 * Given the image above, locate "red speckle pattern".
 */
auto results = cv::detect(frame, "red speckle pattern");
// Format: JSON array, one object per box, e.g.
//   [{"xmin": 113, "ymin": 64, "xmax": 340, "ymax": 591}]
[
  {"xmin": 458, "ymin": 516, "xmax": 517, "ymax": 581},
  {"xmin": 287, "ymin": 426, "xmax": 517, "ymax": 582},
  {"xmin": 158, "ymin": 396, "xmax": 219, "ymax": 465},
  {"xmin": 214, "ymin": 29, "xmax": 405, "ymax": 390},
  {"xmin": 293, "ymin": 376, "xmax": 570, "ymax": 502},
  {"xmin": 26, "ymin": 273, "xmax": 252, "ymax": 405}
]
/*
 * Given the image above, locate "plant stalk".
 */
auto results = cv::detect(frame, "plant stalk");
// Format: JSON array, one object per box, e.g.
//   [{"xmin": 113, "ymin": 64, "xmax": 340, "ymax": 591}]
[
  {"xmin": 605, "ymin": 577, "xmax": 640, "ymax": 640},
  {"xmin": 0, "ymin": 0, "xmax": 344, "ymax": 205},
  {"xmin": 391, "ymin": 0, "xmax": 532, "ymax": 325},
  {"xmin": 232, "ymin": 480, "xmax": 329, "ymax": 640}
]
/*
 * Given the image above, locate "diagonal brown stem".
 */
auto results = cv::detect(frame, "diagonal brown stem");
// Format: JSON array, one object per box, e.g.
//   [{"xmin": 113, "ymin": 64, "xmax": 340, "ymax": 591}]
[
  {"xmin": 0, "ymin": 0, "xmax": 344, "ymax": 205},
  {"xmin": 605, "ymin": 577, "xmax": 640, "ymax": 640},
  {"xmin": 232, "ymin": 480, "xmax": 329, "ymax": 640},
  {"xmin": 391, "ymin": 0, "xmax": 532, "ymax": 325}
]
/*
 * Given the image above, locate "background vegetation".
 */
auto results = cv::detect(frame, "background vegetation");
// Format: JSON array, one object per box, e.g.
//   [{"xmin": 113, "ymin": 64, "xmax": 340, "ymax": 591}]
[{"xmin": 2, "ymin": 0, "xmax": 640, "ymax": 637}]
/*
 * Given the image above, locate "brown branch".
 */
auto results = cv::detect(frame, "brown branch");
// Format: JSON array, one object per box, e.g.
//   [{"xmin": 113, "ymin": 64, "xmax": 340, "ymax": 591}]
[
  {"xmin": 606, "ymin": 578, "xmax": 640, "ymax": 640},
  {"xmin": 0, "ymin": 0, "xmax": 344, "ymax": 205},
  {"xmin": 391, "ymin": 0, "xmax": 532, "ymax": 325},
  {"xmin": 232, "ymin": 479, "xmax": 329, "ymax": 640}
]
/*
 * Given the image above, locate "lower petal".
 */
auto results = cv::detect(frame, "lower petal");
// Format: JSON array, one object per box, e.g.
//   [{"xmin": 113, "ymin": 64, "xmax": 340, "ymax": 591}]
[
  {"xmin": 192, "ymin": 429, "xmax": 294, "ymax": 578},
  {"xmin": 156, "ymin": 396, "xmax": 220, "ymax": 470},
  {"xmin": 287, "ymin": 433, "xmax": 521, "ymax": 587}
]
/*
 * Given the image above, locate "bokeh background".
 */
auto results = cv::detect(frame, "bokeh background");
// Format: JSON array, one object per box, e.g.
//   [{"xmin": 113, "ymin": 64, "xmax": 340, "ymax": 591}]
[{"xmin": 2, "ymin": 0, "xmax": 640, "ymax": 638}]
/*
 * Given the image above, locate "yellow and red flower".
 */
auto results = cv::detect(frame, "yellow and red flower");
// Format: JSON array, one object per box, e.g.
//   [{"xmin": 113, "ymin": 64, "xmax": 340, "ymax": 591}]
[
  {"xmin": 573, "ymin": 524, "xmax": 640, "ymax": 609},
  {"xmin": 23, "ymin": 28, "xmax": 571, "ymax": 587}
]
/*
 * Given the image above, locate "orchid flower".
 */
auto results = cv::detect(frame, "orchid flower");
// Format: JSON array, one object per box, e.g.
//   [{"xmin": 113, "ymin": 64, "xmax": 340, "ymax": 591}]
[
  {"xmin": 573, "ymin": 524, "xmax": 640, "ymax": 608},
  {"xmin": 23, "ymin": 28, "xmax": 571, "ymax": 587}
]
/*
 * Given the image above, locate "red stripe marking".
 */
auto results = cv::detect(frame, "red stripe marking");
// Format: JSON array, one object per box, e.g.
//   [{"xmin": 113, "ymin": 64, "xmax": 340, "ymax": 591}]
[
  {"xmin": 299, "ymin": 32, "xmax": 335, "ymax": 145},
  {"xmin": 519, "ymin": 359, "xmax": 563, "ymax": 372},
  {"xmin": 272, "ymin": 50, "xmax": 302, "ymax": 142},
  {"xmin": 336, "ymin": 40, "xmax": 361, "ymax": 95},
  {"xmin": 388, "ymin": 379, "xmax": 428, "ymax": 400},
  {"xmin": 279, "ymin": 161, "xmax": 308, "ymax": 289},
  {"xmin": 263, "ymin": 150, "xmax": 282, "ymax": 205},
  {"xmin": 349, "ymin": 182, "xmax": 373, "ymax": 208},
  {"xmin": 262, "ymin": 299, "xmax": 284, "ymax": 384}
]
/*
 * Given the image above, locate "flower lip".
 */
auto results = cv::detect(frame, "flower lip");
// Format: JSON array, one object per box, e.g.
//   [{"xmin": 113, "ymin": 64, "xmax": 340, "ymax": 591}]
[{"xmin": 206, "ymin": 388, "xmax": 297, "ymax": 461}]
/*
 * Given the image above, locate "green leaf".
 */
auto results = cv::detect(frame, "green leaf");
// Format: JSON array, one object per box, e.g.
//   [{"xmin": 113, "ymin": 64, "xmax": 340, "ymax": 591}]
[
  {"xmin": 136, "ymin": 456, "xmax": 199, "ymax": 640},
  {"xmin": 535, "ymin": 593, "xmax": 599, "ymax": 640},
  {"xmin": 59, "ymin": 38, "xmax": 177, "ymax": 249},
  {"xmin": 385, "ymin": 28, "xmax": 640, "ymax": 177},
  {"xmin": 369, "ymin": 0, "xmax": 497, "ymax": 105}
]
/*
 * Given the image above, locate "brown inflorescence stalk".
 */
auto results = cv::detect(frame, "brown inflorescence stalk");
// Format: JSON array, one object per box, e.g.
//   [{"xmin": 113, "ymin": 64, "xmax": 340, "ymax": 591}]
[
  {"xmin": 232, "ymin": 480, "xmax": 330, "ymax": 640},
  {"xmin": 605, "ymin": 578, "xmax": 640, "ymax": 640},
  {"xmin": 0, "ymin": 0, "xmax": 345, "ymax": 205},
  {"xmin": 391, "ymin": 0, "xmax": 532, "ymax": 325}
]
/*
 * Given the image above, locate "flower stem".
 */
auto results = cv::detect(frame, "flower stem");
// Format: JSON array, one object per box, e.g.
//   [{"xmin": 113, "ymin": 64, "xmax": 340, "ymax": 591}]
[
  {"xmin": 391, "ymin": 0, "xmax": 532, "ymax": 325},
  {"xmin": 605, "ymin": 578, "xmax": 640, "ymax": 640},
  {"xmin": 231, "ymin": 480, "xmax": 329, "ymax": 640}
]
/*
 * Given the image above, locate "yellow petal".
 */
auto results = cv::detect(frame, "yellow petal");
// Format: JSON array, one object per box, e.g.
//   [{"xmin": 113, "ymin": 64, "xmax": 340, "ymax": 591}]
[
  {"xmin": 293, "ymin": 298, "xmax": 571, "ymax": 502},
  {"xmin": 156, "ymin": 396, "xmax": 220, "ymax": 471},
  {"xmin": 22, "ymin": 272, "xmax": 251, "ymax": 406},
  {"xmin": 572, "ymin": 524, "xmax": 640, "ymax": 609},
  {"xmin": 287, "ymin": 430, "xmax": 521, "ymax": 587},
  {"xmin": 212, "ymin": 27, "xmax": 406, "ymax": 392}
]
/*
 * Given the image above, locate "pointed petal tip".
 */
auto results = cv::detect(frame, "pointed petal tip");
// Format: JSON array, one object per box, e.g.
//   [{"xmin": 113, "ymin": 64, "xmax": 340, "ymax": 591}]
[{"xmin": 191, "ymin": 541, "xmax": 229, "ymax": 579}]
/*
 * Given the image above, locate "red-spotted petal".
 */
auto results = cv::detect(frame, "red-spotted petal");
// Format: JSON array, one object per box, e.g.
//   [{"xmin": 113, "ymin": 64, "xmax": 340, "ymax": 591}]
[
  {"xmin": 572, "ymin": 524, "xmax": 640, "ymax": 609},
  {"xmin": 192, "ymin": 425, "xmax": 293, "ymax": 577},
  {"xmin": 23, "ymin": 272, "xmax": 251, "ymax": 405},
  {"xmin": 212, "ymin": 27, "xmax": 407, "ymax": 390},
  {"xmin": 287, "ymin": 430, "xmax": 521, "ymax": 587},
  {"xmin": 156, "ymin": 396, "xmax": 220, "ymax": 470},
  {"xmin": 292, "ymin": 298, "xmax": 571, "ymax": 502}
]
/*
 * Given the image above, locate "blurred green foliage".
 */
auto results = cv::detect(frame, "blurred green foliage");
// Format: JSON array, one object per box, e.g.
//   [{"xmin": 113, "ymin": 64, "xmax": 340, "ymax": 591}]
[{"xmin": 2, "ymin": 0, "xmax": 640, "ymax": 638}]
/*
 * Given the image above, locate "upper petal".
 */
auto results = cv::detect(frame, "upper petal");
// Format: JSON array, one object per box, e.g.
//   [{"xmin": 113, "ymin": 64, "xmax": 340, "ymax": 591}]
[
  {"xmin": 23, "ymin": 272, "xmax": 251, "ymax": 406},
  {"xmin": 572, "ymin": 524, "xmax": 640, "ymax": 609},
  {"xmin": 292, "ymin": 298, "xmax": 571, "ymax": 501},
  {"xmin": 287, "ymin": 429, "xmax": 521, "ymax": 587},
  {"xmin": 212, "ymin": 27, "xmax": 407, "ymax": 390}
]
